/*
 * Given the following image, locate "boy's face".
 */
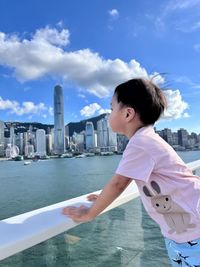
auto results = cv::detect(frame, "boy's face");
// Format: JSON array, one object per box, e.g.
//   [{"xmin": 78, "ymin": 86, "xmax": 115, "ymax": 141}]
[{"xmin": 109, "ymin": 94, "xmax": 127, "ymax": 134}]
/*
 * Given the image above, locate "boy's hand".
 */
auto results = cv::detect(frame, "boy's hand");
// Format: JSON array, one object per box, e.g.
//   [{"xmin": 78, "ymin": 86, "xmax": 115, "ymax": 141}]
[
  {"xmin": 62, "ymin": 205, "xmax": 92, "ymax": 223},
  {"xmin": 87, "ymin": 194, "xmax": 99, "ymax": 202}
]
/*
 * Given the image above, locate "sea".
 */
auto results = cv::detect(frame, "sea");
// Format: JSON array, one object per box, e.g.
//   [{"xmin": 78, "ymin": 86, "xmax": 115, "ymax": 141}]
[{"xmin": 0, "ymin": 151, "xmax": 200, "ymax": 267}]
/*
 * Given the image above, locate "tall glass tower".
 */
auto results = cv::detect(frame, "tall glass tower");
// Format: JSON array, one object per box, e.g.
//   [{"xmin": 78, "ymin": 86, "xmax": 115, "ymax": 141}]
[
  {"xmin": 36, "ymin": 129, "xmax": 46, "ymax": 156},
  {"xmin": 54, "ymin": 85, "xmax": 65, "ymax": 155},
  {"xmin": 0, "ymin": 121, "xmax": 5, "ymax": 156},
  {"xmin": 85, "ymin": 121, "xmax": 95, "ymax": 150}
]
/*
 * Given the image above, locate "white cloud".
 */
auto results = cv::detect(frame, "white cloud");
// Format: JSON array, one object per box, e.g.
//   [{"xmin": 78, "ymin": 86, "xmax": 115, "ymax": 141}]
[
  {"xmin": 165, "ymin": 0, "xmax": 200, "ymax": 11},
  {"xmin": 0, "ymin": 97, "xmax": 18, "ymax": 110},
  {"xmin": 0, "ymin": 26, "xmax": 152, "ymax": 98},
  {"xmin": 162, "ymin": 89, "xmax": 189, "ymax": 119},
  {"xmin": 48, "ymin": 107, "xmax": 54, "ymax": 116},
  {"xmin": 0, "ymin": 26, "xmax": 190, "ymax": 122},
  {"xmin": 80, "ymin": 103, "xmax": 101, "ymax": 117},
  {"xmin": 109, "ymin": 9, "xmax": 119, "ymax": 18},
  {"xmin": 98, "ymin": 108, "xmax": 111, "ymax": 115},
  {"xmin": 0, "ymin": 96, "xmax": 52, "ymax": 117},
  {"xmin": 183, "ymin": 112, "xmax": 190, "ymax": 118},
  {"xmin": 150, "ymin": 72, "xmax": 165, "ymax": 85},
  {"xmin": 154, "ymin": 0, "xmax": 200, "ymax": 34},
  {"xmin": 78, "ymin": 93, "xmax": 86, "ymax": 99},
  {"xmin": 80, "ymin": 89, "xmax": 189, "ymax": 120},
  {"xmin": 80, "ymin": 103, "xmax": 110, "ymax": 118},
  {"xmin": 34, "ymin": 26, "xmax": 70, "ymax": 46},
  {"xmin": 57, "ymin": 20, "xmax": 64, "ymax": 28},
  {"xmin": 174, "ymin": 75, "xmax": 200, "ymax": 90}
]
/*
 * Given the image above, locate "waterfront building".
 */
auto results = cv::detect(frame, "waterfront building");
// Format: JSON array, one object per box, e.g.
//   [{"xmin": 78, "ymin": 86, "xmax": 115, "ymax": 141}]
[
  {"xmin": 24, "ymin": 144, "xmax": 34, "ymax": 158},
  {"xmin": 107, "ymin": 124, "xmax": 117, "ymax": 152},
  {"xmin": 156, "ymin": 129, "xmax": 178, "ymax": 148},
  {"xmin": 5, "ymin": 144, "xmax": 19, "ymax": 158},
  {"xmin": 0, "ymin": 121, "xmax": 5, "ymax": 156},
  {"xmin": 0, "ymin": 144, "xmax": 4, "ymax": 156},
  {"xmin": 65, "ymin": 136, "xmax": 70, "ymax": 150},
  {"xmin": 28, "ymin": 125, "xmax": 33, "ymax": 139},
  {"xmin": 15, "ymin": 133, "xmax": 24, "ymax": 155},
  {"xmin": 65, "ymin": 125, "xmax": 70, "ymax": 150},
  {"xmin": 4, "ymin": 137, "xmax": 10, "ymax": 148},
  {"xmin": 85, "ymin": 122, "xmax": 95, "ymax": 150},
  {"xmin": 54, "ymin": 85, "xmax": 65, "ymax": 155},
  {"xmin": 10, "ymin": 125, "xmax": 15, "ymax": 147},
  {"xmin": 23, "ymin": 132, "xmax": 28, "ymax": 155},
  {"xmin": 97, "ymin": 116, "xmax": 110, "ymax": 148},
  {"xmin": 162, "ymin": 128, "xmax": 173, "ymax": 145},
  {"xmin": 28, "ymin": 125, "xmax": 35, "ymax": 148},
  {"xmin": 191, "ymin": 132, "xmax": 199, "ymax": 144},
  {"xmin": 172, "ymin": 132, "xmax": 179, "ymax": 146},
  {"xmin": 5, "ymin": 144, "xmax": 12, "ymax": 158},
  {"xmin": 0, "ymin": 120, "xmax": 4, "ymax": 144},
  {"xmin": 117, "ymin": 134, "xmax": 129, "ymax": 152},
  {"xmin": 51, "ymin": 128, "xmax": 54, "ymax": 148},
  {"xmin": 97, "ymin": 115, "xmax": 117, "ymax": 152},
  {"xmin": 65, "ymin": 125, "xmax": 69, "ymax": 137},
  {"xmin": 47, "ymin": 127, "xmax": 51, "ymax": 135},
  {"xmin": 97, "ymin": 119, "xmax": 105, "ymax": 148},
  {"xmin": 46, "ymin": 134, "xmax": 53, "ymax": 155},
  {"xmin": 178, "ymin": 128, "xmax": 189, "ymax": 147},
  {"xmin": 72, "ymin": 131, "xmax": 85, "ymax": 152},
  {"xmin": 36, "ymin": 129, "xmax": 46, "ymax": 157},
  {"xmin": 94, "ymin": 132, "xmax": 98, "ymax": 148}
]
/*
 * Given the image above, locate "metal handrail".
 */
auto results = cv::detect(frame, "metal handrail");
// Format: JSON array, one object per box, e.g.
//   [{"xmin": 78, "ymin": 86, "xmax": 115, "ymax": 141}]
[{"xmin": 0, "ymin": 160, "xmax": 199, "ymax": 261}]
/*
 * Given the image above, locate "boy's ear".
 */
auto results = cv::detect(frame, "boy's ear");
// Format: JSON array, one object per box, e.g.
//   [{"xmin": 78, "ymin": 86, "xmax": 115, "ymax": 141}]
[{"xmin": 126, "ymin": 107, "xmax": 135, "ymax": 120}]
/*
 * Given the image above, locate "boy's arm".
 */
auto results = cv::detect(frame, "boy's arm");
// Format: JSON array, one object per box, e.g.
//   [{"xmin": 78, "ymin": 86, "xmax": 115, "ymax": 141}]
[{"xmin": 62, "ymin": 174, "xmax": 132, "ymax": 222}]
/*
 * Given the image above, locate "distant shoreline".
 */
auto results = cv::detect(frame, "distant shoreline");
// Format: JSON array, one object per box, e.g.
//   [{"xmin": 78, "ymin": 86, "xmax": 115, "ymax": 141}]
[
  {"xmin": 0, "ymin": 157, "xmax": 9, "ymax": 161},
  {"xmin": 0, "ymin": 149, "xmax": 200, "ymax": 162}
]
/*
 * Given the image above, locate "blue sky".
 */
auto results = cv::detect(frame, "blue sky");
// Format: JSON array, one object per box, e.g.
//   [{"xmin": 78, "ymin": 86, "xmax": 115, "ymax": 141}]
[{"xmin": 0, "ymin": 0, "xmax": 200, "ymax": 133}]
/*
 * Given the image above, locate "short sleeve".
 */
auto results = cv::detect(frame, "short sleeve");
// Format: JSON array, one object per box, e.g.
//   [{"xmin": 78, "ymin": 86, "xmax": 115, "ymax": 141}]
[{"xmin": 116, "ymin": 143, "xmax": 155, "ymax": 182}]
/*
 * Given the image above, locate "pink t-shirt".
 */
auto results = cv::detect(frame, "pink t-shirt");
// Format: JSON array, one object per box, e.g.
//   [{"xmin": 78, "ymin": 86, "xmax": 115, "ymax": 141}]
[{"xmin": 116, "ymin": 126, "xmax": 200, "ymax": 243}]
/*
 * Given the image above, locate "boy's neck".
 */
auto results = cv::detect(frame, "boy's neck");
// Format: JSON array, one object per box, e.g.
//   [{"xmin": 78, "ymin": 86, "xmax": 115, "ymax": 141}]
[{"xmin": 125, "ymin": 120, "xmax": 145, "ymax": 140}]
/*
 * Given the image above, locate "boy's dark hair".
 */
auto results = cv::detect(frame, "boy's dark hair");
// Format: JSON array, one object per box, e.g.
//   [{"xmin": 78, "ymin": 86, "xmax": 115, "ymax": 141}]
[{"xmin": 114, "ymin": 78, "xmax": 167, "ymax": 125}]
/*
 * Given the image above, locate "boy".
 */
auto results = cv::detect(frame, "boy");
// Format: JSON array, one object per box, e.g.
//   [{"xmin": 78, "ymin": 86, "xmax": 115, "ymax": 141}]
[{"xmin": 62, "ymin": 78, "xmax": 200, "ymax": 266}]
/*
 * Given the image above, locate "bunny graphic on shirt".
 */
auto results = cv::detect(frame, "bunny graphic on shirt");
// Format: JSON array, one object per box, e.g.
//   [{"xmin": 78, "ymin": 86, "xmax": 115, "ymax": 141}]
[{"xmin": 143, "ymin": 181, "xmax": 196, "ymax": 234}]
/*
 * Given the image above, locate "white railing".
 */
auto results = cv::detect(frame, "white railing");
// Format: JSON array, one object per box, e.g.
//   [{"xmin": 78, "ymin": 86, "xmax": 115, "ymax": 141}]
[{"xmin": 0, "ymin": 159, "xmax": 200, "ymax": 261}]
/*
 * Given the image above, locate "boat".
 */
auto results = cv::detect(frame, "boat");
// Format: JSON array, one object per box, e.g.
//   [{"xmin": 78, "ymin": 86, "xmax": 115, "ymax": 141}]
[
  {"xmin": 24, "ymin": 161, "xmax": 31, "ymax": 165},
  {"xmin": 84, "ymin": 153, "xmax": 95, "ymax": 157},
  {"xmin": 75, "ymin": 154, "xmax": 86, "ymax": 158},
  {"xmin": 14, "ymin": 155, "xmax": 24, "ymax": 161},
  {"xmin": 60, "ymin": 153, "xmax": 73, "ymax": 158},
  {"xmin": 100, "ymin": 151, "xmax": 114, "ymax": 156}
]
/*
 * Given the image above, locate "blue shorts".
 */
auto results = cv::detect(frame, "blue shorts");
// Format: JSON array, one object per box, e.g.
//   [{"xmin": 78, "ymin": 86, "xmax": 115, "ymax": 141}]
[{"xmin": 165, "ymin": 237, "xmax": 200, "ymax": 267}]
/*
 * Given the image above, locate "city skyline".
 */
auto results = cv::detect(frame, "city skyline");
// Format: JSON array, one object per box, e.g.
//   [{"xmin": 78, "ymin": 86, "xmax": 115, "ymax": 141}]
[
  {"xmin": 1, "ymin": 117, "xmax": 199, "ymax": 159},
  {"xmin": 0, "ymin": 1, "xmax": 200, "ymax": 133},
  {"xmin": 2, "ymin": 117, "xmax": 200, "ymax": 136}
]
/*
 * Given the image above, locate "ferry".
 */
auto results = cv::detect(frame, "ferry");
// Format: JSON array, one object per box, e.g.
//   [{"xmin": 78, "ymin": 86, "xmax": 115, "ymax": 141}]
[
  {"xmin": 24, "ymin": 161, "xmax": 31, "ymax": 165},
  {"xmin": 14, "ymin": 155, "xmax": 24, "ymax": 161}
]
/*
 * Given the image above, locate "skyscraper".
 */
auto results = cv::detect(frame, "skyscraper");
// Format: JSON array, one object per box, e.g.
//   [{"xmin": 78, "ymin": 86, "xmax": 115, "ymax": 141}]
[
  {"xmin": 54, "ymin": 85, "xmax": 65, "ymax": 155},
  {"xmin": 0, "ymin": 121, "xmax": 4, "ymax": 144},
  {"xmin": 0, "ymin": 121, "xmax": 5, "ymax": 156},
  {"xmin": 97, "ymin": 115, "xmax": 117, "ymax": 151},
  {"xmin": 36, "ymin": 129, "xmax": 46, "ymax": 156},
  {"xmin": 10, "ymin": 124, "xmax": 15, "ymax": 147},
  {"xmin": 85, "ymin": 121, "xmax": 95, "ymax": 150}
]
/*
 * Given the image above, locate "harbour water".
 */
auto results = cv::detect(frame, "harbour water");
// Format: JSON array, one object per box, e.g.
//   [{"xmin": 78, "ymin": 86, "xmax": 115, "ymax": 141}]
[{"xmin": 0, "ymin": 151, "xmax": 200, "ymax": 267}]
